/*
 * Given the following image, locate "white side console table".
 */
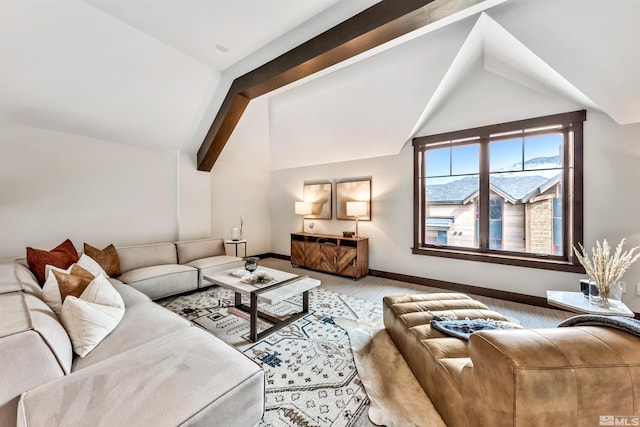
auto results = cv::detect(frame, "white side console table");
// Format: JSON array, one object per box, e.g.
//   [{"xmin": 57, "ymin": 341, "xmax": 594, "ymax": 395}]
[{"xmin": 546, "ymin": 290, "xmax": 634, "ymax": 317}]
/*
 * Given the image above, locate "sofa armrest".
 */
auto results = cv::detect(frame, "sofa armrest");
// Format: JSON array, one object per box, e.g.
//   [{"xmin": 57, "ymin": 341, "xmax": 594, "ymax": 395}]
[
  {"xmin": 459, "ymin": 327, "xmax": 640, "ymax": 427},
  {"xmin": 17, "ymin": 327, "xmax": 264, "ymax": 427}
]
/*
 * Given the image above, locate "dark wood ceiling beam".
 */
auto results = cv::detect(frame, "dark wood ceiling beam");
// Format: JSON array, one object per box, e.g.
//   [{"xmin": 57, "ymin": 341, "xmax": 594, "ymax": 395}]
[{"xmin": 198, "ymin": 0, "xmax": 487, "ymax": 171}]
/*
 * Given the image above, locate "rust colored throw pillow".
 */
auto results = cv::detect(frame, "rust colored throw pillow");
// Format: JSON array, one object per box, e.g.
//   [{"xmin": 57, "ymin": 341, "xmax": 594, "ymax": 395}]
[
  {"xmin": 83, "ymin": 243, "xmax": 121, "ymax": 277},
  {"xmin": 52, "ymin": 264, "xmax": 95, "ymax": 302},
  {"xmin": 26, "ymin": 239, "xmax": 79, "ymax": 285}
]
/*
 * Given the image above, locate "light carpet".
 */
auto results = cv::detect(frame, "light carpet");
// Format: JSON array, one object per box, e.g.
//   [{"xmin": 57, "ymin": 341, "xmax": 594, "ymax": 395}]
[{"xmin": 159, "ymin": 287, "xmax": 382, "ymax": 427}]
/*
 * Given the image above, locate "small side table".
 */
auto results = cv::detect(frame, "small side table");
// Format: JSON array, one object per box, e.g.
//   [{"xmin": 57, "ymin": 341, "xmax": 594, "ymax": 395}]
[
  {"xmin": 225, "ymin": 239, "xmax": 247, "ymax": 257},
  {"xmin": 546, "ymin": 290, "xmax": 634, "ymax": 317}
]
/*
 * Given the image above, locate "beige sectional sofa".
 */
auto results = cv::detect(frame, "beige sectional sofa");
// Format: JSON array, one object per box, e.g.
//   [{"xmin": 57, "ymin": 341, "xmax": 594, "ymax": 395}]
[
  {"xmin": 0, "ymin": 238, "xmax": 263, "ymax": 427},
  {"xmin": 116, "ymin": 238, "xmax": 244, "ymax": 299}
]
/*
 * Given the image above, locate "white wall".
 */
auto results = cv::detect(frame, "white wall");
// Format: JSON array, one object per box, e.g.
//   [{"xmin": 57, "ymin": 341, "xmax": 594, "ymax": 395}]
[
  {"xmin": 269, "ymin": 111, "xmax": 640, "ymax": 312},
  {"xmin": 270, "ymin": 151, "xmax": 413, "ymax": 261},
  {"xmin": 177, "ymin": 151, "xmax": 211, "ymax": 241},
  {"xmin": 268, "ymin": 82, "xmax": 640, "ymax": 316},
  {"xmin": 210, "ymin": 98, "xmax": 272, "ymax": 256},
  {"xmin": 0, "ymin": 122, "xmax": 213, "ymax": 258}
]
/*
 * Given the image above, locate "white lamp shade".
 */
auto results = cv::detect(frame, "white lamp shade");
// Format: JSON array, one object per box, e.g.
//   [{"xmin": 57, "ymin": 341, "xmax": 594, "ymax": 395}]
[
  {"xmin": 295, "ymin": 201, "xmax": 312, "ymax": 215},
  {"xmin": 346, "ymin": 201, "xmax": 368, "ymax": 217}
]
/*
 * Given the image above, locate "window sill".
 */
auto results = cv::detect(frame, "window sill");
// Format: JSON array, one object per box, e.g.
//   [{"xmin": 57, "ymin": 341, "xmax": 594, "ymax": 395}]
[{"xmin": 412, "ymin": 247, "xmax": 585, "ymax": 273}]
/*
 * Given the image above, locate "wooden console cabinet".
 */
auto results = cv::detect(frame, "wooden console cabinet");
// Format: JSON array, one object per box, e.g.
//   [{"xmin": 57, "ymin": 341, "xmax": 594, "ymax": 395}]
[{"xmin": 290, "ymin": 233, "xmax": 368, "ymax": 279}]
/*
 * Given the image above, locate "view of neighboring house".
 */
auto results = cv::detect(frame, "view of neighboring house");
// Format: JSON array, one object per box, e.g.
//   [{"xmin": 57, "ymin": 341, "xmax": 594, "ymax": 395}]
[{"xmin": 426, "ymin": 156, "xmax": 563, "ymax": 255}]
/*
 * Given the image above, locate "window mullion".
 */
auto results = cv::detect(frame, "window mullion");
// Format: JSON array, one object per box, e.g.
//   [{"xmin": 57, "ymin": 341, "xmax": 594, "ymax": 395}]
[
  {"xmin": 570, "ymin": 120, "xmax": 584, "ymax": 261},
  {"xmin": 561, "ymin": 129, "xmax": 570, "ymax": 259},
  {"xmin": 479, "ymin": 138, "xmax": 490, "ymax": 251},
  {"xmin": 420, "ymin": 149, "xmax": 426, "ymax": 247},
  {"xmin": 414, "ymin": 147, "xmax": 422, "ymax": 248}
]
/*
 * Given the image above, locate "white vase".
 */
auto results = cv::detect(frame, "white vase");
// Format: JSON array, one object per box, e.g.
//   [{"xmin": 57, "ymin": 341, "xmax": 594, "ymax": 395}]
[{"xmin": 231, "ymin": 227, "xmax": 240, "ymax": 241}]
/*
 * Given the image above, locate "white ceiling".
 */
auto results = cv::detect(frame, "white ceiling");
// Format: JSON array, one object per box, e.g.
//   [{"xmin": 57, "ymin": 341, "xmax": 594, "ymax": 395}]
[
  {"xmin": 0, "ymin": 0, "xmax": 379, "ymax": 150},
  {"xmin": 84, "ymin": 0, "xmax": 344, "ymax": 71},
  {"xmin": 2, "ymin": 0, "xmax": 640, "ymax": 166}
]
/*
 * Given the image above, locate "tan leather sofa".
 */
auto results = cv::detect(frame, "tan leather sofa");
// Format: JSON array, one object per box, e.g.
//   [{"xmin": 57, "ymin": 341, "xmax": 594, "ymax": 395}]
[{"xmin": 383, "ymin": 293, "xmax": 640, "ymax": 427}]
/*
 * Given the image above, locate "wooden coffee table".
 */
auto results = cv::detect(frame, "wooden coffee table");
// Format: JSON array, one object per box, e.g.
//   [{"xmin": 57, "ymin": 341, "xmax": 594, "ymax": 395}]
[{"xmin": 204, "ymin": 267, "xmax": 321, "ymax": 342}]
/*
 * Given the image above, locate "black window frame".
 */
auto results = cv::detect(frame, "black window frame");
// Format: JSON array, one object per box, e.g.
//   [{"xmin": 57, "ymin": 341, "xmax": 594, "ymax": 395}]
[{"xmin": 412, "ymin": 110, "xmax": 586, "ymax": 272}]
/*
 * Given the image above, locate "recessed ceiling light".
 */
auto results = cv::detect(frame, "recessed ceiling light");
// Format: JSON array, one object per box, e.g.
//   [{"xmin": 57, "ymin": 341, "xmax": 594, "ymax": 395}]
[{"xmin": 216, "ymin": 44, "xmax": 229, "ymax": 53}]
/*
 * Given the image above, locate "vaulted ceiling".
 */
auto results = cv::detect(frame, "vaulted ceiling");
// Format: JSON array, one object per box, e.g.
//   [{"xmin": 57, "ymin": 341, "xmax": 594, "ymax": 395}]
[
  {"xmin": 2, "ymin": 0, "xmax": 639, "ymax": 171},
  {"xmin": 0, "ymin": 0, "xmax": 378, "ymax": 149}
]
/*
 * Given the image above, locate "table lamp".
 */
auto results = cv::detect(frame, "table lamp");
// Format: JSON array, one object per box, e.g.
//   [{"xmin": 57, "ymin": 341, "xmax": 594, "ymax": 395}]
[
  {"xmin": 346, "ymin": 201, "xmax": 368, "ymax": 237},
  {"xmin": 295, "ymin": 201, "xmax": 312, "ymax": 232}
]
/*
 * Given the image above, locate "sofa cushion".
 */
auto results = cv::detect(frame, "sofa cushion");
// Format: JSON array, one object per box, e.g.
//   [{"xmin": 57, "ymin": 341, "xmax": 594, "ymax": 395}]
[
  {"xmin": 185, "ymin": 255, "xmax": 243, "ymax": 271},
  {"xmin": 0, "ymin": 330, "xmax": 67, "ymax": 427},
  {"xmin": 72, "ymin": 300, "xmax": 189, "ymax": 371},
  {"xmin": 116, "ymin": 243, "xmax": 178, "ymax": 274},
  {"xmin": 110, "ymin": 280, "xmax": 150, "ymax": 307},
  {"xmin": 176, "ymin": 238, "xmax": 226, "ymax": 264},
  {"xmin": 15, "ymin": 264, "xmax": 41, "ymax": 297},
  {"xmin": 118, "ymin": 264, "xmax": 198, "ymax": 300},
  {"xmin": 83, "ymin": 243, "xmax": 121, "ymax": 276},
  {"xmin": 0, "ymin": 262, "xmax": 41, "ymax": 297},
  {"xmin": 0, "ymin": 292, "xmax": 73, "ymax": 375},
  {"xmin": 60, "ymin": 275, "xmax": 125, "ymax": 358},
  {"xmin": 26, "ymin": 239, "xmax": 79, "ymax": 284},
  {"xmin": 19, "ymin": 327, "xmax": 264, "ymax": 427},
  {"xmin": 186, "ymin": 255, "xmax": 244, "ymax": 288}
]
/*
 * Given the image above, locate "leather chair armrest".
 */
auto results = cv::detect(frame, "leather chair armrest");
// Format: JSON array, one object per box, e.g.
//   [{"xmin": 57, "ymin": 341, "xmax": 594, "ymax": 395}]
[{"xmin": 459, "ymin": 327, "xmax": 640, "ymax": 427}]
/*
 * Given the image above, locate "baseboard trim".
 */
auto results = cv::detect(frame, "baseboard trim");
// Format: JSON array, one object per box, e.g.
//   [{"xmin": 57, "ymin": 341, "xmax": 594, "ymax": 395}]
[
  {"xmin": 257, "ymin": 252, "xmax": 289, "ymax": 261},
  {"xmin": 368, "ymin": 269, "xmax": 552, "ymax": 309},
  {"xmin": 265, "ymin": 254, "xmax": 639, "ymax": 317}
]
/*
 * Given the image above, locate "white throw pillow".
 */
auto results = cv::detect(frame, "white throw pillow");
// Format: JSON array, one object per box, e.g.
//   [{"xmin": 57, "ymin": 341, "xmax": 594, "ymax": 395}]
[
  {"xmin": 77, "ymin": 253, "xmax": 108, "ymax": 277},
  {"xmin": 59, "ymin": 274, "xmax": 125, "ymax": 357}
]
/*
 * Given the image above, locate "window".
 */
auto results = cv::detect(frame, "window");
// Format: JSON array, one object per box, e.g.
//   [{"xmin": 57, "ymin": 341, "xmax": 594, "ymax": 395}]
[
  {"xmin": 413, "ymin": 111, "xmax": 585, "ymax": 272},
  {"xmin": 427, "ymin": 230, "xmax": 448, "ymax": 245},
  {"xmin": 426, "ymin": 217, "xmax": 451, "ymax": 246}
]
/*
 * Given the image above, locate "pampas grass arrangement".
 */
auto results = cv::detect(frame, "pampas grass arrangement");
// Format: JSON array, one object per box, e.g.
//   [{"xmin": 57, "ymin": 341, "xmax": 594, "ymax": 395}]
[{"xmin": 573, "ymin": 238, "xmax": 640, "ymax": 300}]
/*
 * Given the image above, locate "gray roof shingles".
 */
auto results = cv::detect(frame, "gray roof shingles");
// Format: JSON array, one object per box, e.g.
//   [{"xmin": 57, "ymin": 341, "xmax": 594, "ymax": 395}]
[{"xmin": 427, "ymin": 174, "xmax": 560, "ymax": 203}]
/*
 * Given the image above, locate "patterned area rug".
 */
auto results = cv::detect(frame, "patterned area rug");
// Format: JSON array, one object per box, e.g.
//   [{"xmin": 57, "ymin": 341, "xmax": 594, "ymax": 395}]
[{"xmin": 158, "ymin": 287, "xmax": 382, "ymax": 427}]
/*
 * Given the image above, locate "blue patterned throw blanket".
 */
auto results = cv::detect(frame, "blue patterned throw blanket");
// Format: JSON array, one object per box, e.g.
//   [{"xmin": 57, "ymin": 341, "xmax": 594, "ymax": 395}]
[
  {"xmin": 558, "ymin": 315, "xmax": 640, "ymax": 337},
  {"xmin": 430, "ymin": 316, "xmax": 517, "ymax": 341}
]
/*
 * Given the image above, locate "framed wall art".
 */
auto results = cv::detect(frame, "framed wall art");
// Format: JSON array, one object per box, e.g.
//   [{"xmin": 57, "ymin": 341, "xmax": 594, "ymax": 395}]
[
  {"xmin": 336, "ymin": 178, "xmax": 371, "ymax": 220},
  {"xmin": 303, "ymin": 181, "xmax": 332, "ymax": 219}
]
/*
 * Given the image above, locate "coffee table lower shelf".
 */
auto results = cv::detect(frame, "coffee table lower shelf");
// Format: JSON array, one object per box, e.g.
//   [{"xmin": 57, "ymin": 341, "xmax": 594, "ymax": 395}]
[{"xmin": 234, "ymin": 290, "xmax": 309, "ymax": 342}]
